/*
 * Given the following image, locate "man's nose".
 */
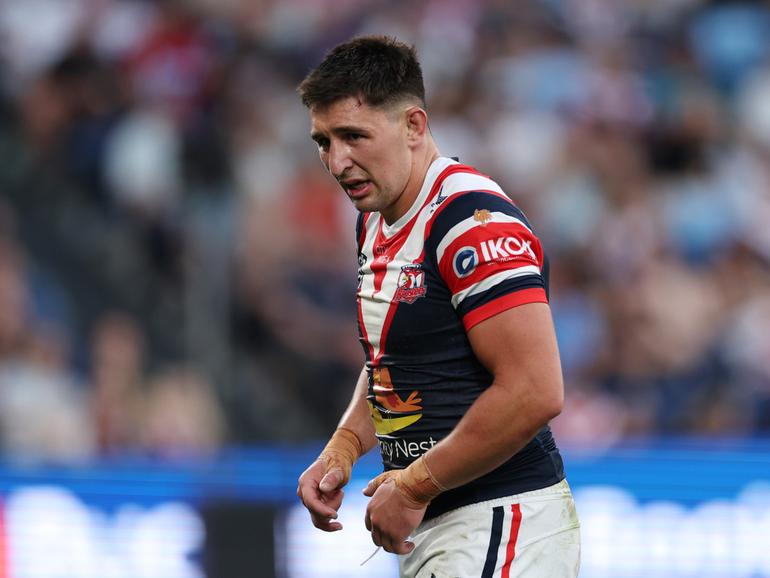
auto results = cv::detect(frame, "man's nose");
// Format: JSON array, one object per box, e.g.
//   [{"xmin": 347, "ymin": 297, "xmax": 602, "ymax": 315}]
[{"xmin": 328, "ymin": 142, "xmax": 353, "ymax": 178}]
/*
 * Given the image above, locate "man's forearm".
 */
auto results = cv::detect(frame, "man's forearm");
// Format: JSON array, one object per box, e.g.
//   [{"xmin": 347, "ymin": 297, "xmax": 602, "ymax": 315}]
[
  {"xmin": 313, "ymin": 367, "xmax": 377, "ymax": 489},
  {"xmin": 335, "ymin": 366, "xmax": 378, "ymax": 454},
  {"xmin": 422, "ymin": 374, "xmax": 561, "ymax": 492},
  {"xmin": 417, "ymin": 303, "xmax": 564, "ymax": 492}
]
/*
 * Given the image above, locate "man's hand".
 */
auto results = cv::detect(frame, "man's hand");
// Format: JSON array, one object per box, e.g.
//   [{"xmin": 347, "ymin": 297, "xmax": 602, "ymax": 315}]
[
  {"xmin": 363, "ymin": 472, "xmax": 427, "ymax": 554},
  {"xmin": 297, "ymin": 427, "xmax": 365, "ymax": 532},
  {"xmin": 297, "ymin": 458, "xmax": 347, "ymax": 532}
]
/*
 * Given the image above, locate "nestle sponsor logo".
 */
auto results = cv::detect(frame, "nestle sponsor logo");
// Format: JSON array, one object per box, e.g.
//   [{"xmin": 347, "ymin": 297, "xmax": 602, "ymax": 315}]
[{"xmin": 378, "ymin": 436, "xmax": 439, "ymax": 461}]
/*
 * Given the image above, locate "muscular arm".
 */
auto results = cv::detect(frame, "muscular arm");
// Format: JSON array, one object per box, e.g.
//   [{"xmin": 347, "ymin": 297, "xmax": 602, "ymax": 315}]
[
  {"xmin": 364, "ymin": 302, "xmax": 564, "ymax": 552},
  {"xmin": 424, "ymin": 301, "xmax": 564, "ymax": 488},
  {"xmin": 338, "ymin": 366, "xmax": 378, "ymax": 452}
]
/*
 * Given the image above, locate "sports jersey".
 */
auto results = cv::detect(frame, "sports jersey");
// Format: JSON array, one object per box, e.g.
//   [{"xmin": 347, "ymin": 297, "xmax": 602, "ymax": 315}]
[{"xmin": 356, "ymin": 156, "xmax": 565, "ymax": 520}]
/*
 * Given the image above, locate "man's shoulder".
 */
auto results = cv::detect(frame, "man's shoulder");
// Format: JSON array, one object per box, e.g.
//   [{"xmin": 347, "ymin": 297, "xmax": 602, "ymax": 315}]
[
  {"xmin": 425, "ymin": 163, "xmax": 524, "ymax": 217},
  {"xmin": 425, "ymin": 182, "xmax": 533, "ymax": 243},
  {"xmin": 436, "ymin": 163, "xmax": 507, "ymax": 200},
  {"xmin": 419, "ymin": 167, "xmax": 540, "ymax": 265}
]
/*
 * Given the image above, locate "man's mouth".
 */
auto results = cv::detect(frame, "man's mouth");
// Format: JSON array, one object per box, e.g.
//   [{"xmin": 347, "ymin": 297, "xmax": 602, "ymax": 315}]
[{"xmin": 342, "ymin": 179, "xmax": 372, "ymax": 198}]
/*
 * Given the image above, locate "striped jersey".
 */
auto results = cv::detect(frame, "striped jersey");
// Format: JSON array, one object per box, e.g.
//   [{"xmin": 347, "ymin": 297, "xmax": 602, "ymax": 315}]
[{"xmin": 356, "ymin": 157, "xmax": 565, "ymax": 519}]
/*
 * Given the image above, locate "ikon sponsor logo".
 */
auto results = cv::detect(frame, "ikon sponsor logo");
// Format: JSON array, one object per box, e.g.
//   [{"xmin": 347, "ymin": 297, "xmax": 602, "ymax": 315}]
[
  {"xmin": 452, "ymin": 235, "xmax": 535, "ymax": 278},
  {"xmin": 453, "ymin": 246, "xmax": 478, "ymax": 278},
  {"xmin": 479, "ymin": 236, "xmax": 536, "ymax": 261}
]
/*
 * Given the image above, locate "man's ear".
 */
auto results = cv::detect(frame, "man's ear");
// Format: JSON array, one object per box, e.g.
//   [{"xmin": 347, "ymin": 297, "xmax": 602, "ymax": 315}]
[{"xmin": 405, "ymin": 106, "xmax": 429, "ymax": 144}]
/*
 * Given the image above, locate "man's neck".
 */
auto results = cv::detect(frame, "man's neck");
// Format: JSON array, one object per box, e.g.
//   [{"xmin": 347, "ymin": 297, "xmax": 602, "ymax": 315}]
[{"xmin": 381, "ymin": 142, "xmax": 441, "ymax": 225}]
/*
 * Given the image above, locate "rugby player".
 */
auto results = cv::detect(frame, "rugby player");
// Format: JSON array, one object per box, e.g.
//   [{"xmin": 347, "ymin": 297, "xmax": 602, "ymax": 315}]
[{"xmin": 296, "ymin": 36, "xmax": 580, "ymax": 578}]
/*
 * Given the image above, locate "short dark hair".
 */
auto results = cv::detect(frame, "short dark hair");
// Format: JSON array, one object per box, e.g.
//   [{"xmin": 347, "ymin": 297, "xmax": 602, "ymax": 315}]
[{"xmin": 297, "ymin": 36, "xmax": 426, "ymax": 110}]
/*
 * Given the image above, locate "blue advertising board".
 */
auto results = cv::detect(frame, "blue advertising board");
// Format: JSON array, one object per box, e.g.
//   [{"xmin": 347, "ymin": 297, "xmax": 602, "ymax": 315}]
[{"xmin": 0, "ymin": 439, "xmax": 766, "ymax": 577}]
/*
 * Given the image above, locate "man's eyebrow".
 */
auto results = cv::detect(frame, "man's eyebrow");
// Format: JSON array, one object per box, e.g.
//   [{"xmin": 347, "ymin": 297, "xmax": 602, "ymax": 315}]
[
  {"xmin": 331, "ymin": 125, "xmax": 367, "ymax": 135},
  {"xmin": 312, "ymin": 125, "xmax": 368, "ymax": 141}
]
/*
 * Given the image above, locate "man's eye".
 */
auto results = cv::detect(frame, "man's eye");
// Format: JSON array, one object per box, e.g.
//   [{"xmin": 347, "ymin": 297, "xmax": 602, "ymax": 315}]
[
  {"xmin": 346, "ymin": 133, "xmax": 363, "ymax": 141},
  {"xmin": 317, "ymin": 139, "xmax": 330, "ymax": 151}
]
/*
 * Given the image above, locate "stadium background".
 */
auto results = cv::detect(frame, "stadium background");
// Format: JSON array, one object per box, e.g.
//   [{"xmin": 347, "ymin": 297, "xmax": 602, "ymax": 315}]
[{"xmin": 0, "ymin": 0, "xmax": 769, "ymax": 576}]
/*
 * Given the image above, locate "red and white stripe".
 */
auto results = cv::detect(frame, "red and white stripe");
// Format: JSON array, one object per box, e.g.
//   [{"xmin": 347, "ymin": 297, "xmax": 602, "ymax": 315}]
[
  {"xmin": 500, "ymin": 503, "xmax": 523, "ymax": 578},
  {"xmin": 435, "ymin": 217, "xmax": 543, "ymax": 307},
  {"xmin": 357, "ymin": 158, "xmax": 495, "ymax": 363}
]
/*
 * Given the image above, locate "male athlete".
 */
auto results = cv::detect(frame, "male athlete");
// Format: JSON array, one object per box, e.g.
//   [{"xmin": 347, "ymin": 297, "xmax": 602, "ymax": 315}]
[{"xmin": 296, "ymin": 36, "xmax": 580, "ymax": 577}]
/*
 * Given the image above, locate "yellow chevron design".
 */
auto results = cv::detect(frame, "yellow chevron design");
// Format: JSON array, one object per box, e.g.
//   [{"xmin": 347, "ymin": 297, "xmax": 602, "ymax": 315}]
[{"xmin": 368, "ymin": 401, "xmax": 422, "ymax": 435}]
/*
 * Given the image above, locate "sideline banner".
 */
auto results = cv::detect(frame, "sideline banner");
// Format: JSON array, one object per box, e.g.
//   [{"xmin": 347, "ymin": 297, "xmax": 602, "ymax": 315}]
[{"xmin": 0, "ymin": 441, "xmax": 766, "ymax": 577}]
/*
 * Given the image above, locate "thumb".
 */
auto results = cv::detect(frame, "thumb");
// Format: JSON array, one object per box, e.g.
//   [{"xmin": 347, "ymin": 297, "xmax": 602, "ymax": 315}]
[
  {"xmin": 362, "ymin": 478, "xmax": 377, "ymax": 497},
  {"xmin": 363, "ymin": 472, "xmax": 392, "ymax": 497},
  {"xmin": 319, "ymin": 468, "xmax": 344, "ymax": 493}
]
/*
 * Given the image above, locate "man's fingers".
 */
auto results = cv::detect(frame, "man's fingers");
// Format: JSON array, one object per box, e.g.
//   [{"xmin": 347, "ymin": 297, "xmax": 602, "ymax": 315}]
[
  {"xmin": 363, "ymin": 471, "xmax": 394, "ymax": 497},
  {"xmin": 314, "ymin": 518, "xmax": 343, "ymax": 532},
  {"xmin": 379, "ymin": 533, "xmax": 410, "ymax": 555},
  {"xmin": 297, "ymin": 459, "xmax": 348, "ymax": 533},
  {"xmin": 362, "ymin": 478, "xmax": 377, "ymax": 497},
  {"xmin": 380, "ymin": 534, "xmax": 395, "ymax": 554},
  {"xmin": 394, "ymin": 539, "xmax": 415, "ymax": 555},
  {"xmin": 299, "ymin": 486, "xmax": 339, "ymax": 519},
  {"xmin": 372, "ymin": 530, "xmax": 414, "ymax": 555},
  {"xmin": 315, "ymin": 501, "xmax": 338, "ymax": 519},
  {"xmin": 321, "ymin": 488, "xmax": 344, "ymax": 512},
  {"xmin": 311, "ymin": 512, "xmax": 343, "ymax": 532},
  {"xmin": 371, "ymin": 526, "xmax": 382, "ymax": 547},
  {"xmin": 319, "ymin": 468, "xmax": 344, "ymax": 493}
]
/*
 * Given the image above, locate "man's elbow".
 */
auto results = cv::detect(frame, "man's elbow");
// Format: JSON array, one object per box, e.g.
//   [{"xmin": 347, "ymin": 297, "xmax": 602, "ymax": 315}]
[
  {"xmin": 536, "ymin": 378, "xmax": 564, "ymax": 425},
  {"xmin": 543, "ymin": 391, "xmax": 564, "ymax": 422}
]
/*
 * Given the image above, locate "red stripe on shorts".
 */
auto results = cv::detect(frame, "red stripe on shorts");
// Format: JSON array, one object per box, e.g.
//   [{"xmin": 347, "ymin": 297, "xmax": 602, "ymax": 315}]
[{"xmin": 501, "ymin": 503, "xmax": 522, "ymax": 578}]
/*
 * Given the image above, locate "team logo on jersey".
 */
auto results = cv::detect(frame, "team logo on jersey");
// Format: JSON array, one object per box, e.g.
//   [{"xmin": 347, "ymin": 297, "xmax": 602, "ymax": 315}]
[
  {"xmin": 453, "ymin": 246, "xmax": 478, "ymax": 278},
  {"xmin": 368, "ymin": 367, "xmax": 422, "ymax": 435},
  {"xmin": 394, "ymin": 263, "xmax": 427, "ymax": 304},
  {"xmin": 474, "ymin": 209, "xmax": 492, "ymax": 225}
]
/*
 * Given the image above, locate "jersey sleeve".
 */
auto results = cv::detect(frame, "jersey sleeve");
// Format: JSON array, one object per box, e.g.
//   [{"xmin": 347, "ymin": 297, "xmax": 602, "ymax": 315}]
[{"xmin": 427, "ymin": 191, "xmax": 548, "ymax": 331}]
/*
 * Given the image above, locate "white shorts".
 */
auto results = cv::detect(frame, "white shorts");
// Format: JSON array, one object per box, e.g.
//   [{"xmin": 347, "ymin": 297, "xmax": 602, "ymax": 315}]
[{"xmin": 399, "ymin": 479, "xmax": 581, "ymax": 578}]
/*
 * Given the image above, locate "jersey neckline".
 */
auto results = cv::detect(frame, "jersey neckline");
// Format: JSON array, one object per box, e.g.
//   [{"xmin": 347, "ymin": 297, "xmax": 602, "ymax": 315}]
[{"xmin": 379, "ymin": 156, "xmax": 459, "ymax": 239}]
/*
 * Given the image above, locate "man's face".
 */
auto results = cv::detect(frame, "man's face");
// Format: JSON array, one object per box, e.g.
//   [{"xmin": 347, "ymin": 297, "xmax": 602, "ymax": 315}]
[{"xmin": 310, "ymin": 96, "xmax": 417, "ymax": 223}]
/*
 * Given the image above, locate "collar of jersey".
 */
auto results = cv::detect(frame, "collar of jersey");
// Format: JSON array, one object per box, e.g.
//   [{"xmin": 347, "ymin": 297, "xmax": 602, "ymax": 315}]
[{"xmin": 379, "ymin": 156, "xmax": 459, "ymax": 239}]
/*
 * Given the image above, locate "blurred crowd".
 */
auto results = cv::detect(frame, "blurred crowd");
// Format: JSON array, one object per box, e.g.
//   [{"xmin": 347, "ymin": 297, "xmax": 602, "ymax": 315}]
[{"xmin": 0, "ymin": 0, "xmax": 768, "ymax": 463}]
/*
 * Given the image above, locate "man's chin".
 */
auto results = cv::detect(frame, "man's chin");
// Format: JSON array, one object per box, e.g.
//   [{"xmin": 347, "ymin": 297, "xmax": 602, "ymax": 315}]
[{"xmin": 350, "ymin": 198, "xmax": 377, "ymax": 213}]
